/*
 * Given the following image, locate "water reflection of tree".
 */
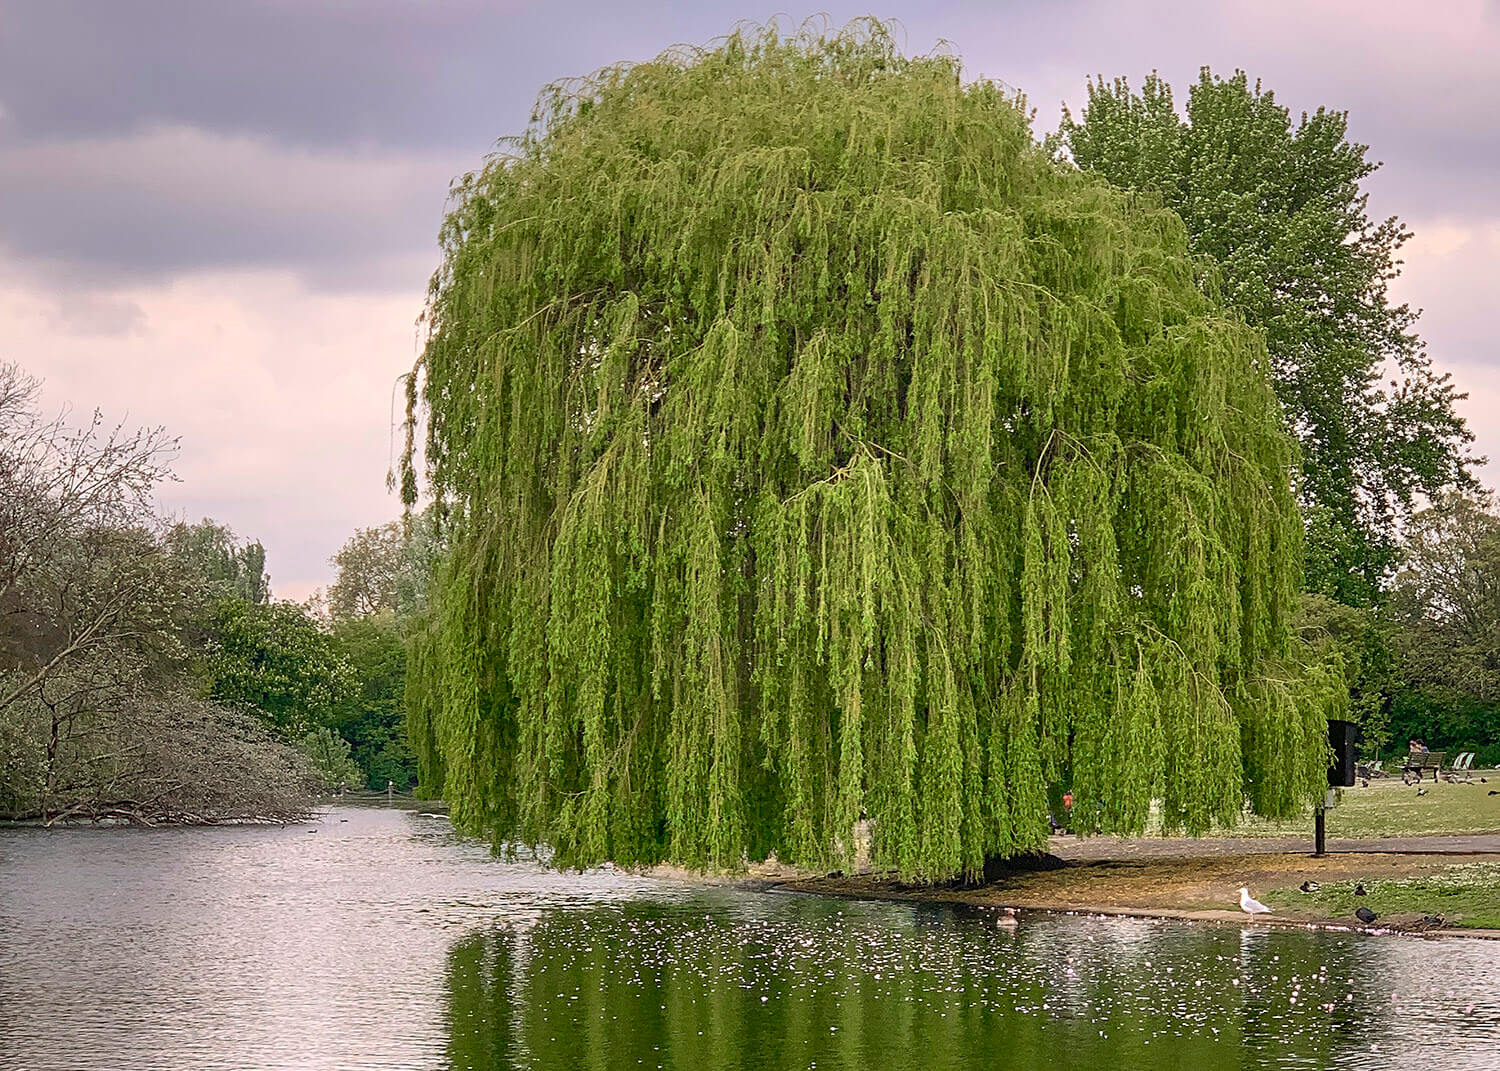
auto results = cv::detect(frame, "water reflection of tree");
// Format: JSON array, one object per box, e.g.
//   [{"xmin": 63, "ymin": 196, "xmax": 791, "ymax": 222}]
[
  {"xmin": 445, "ymin": 928, "xmax": 518, "ymax": 1068},
  {"xmin": 443, "ymin": 905, "xmax": 1400, "ymax": 1070}
]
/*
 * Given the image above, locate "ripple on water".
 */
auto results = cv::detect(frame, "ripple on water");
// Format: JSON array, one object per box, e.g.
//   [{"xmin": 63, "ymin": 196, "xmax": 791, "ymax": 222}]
[{"xmin": 2, "ymin": 806, "xmax": 1497, "ymax": 1070}]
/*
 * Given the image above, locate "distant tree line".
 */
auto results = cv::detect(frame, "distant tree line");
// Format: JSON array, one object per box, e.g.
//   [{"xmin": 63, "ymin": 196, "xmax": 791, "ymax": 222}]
[
  {"xmin": 1328, "ymin": 492, "xmax": 1500, "ymax": 766},
  {"xmin": 0, "ymin": 362, "xmax": 434, "ymax": 824},
  {"xmin": 153, "ymin": 511, "xmax": 437, "ymax": 795}
]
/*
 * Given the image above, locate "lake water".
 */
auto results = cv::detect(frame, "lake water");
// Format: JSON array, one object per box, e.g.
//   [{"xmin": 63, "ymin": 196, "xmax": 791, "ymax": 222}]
[{"xmin": 2, "ymin": 805, "xmax": 1497, "ymax": 1070}]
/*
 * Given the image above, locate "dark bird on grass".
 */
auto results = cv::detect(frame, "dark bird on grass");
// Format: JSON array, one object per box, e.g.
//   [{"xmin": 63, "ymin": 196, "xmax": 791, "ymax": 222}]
[
  {"xmin": 1355, "ymin": 907, "xmax": 1378, "ymax": 924},
  {"xmin": 1416, "ymin": 787, "xmax": 1428, "ymax": 796},
  {"xmin": 1354, "ymin": 883, "xmax": 1367, "ymax": 896},
  {"xmin": 1360, "ymin": 779, "xmax": 1370, "ymax": 788},
  {"xmin": 1489, "ymin": 790, "xmax": 1498, "ymax": 796},
  {"xmin": 1299, "ymin": 881, "xmax": 1320, "ymax": 893},
  {"xmin": 1421, "ymin": 914, "xmax": 1445, "ymax": 928}
]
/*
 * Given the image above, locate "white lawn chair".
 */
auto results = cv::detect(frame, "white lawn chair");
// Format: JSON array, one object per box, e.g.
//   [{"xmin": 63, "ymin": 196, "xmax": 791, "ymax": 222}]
[{"xmin": 1443, "ymin": 752, "xmax": 1476, "ymax": 783}]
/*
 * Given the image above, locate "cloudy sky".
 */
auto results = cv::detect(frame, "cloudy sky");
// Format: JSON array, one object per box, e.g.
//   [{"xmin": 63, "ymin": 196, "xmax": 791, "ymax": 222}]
[{"xmin": 2, "ymin": 1, "xmax": 1497, "ymax": 600}]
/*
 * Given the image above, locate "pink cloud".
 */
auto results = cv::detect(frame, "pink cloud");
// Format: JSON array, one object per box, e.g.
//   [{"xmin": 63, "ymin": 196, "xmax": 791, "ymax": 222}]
[{"xmin": 1, "ymin": 267, "xmax": 420, "ymax": 600}]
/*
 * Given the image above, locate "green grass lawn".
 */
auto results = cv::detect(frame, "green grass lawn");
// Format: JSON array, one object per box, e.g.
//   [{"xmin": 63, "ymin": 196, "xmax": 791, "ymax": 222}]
[
  {"xmin": 1264, "ymin": 864, "xmax": 1500, "ymax": 929},
  {"xmin": 1172, "ymin": 770, "xmax": 1500, "ymax": 839},
  {"xmin": 1322, "ymin": 773, "xmax": 1500, "ymax": 838}
]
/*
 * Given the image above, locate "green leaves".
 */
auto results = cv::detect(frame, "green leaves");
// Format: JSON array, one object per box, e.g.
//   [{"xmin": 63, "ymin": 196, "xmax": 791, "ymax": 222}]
[
  {"xmin": 166, "ymin": 520, "xmax": 270, "ymax": 604},
  {"xmin": 1061, "ymin": 68, "xmax": 1474, "ymax": 604},
  {"xmin": 1382, "ymin": 493, "xmax": 1500, "ymax": 765},
  {"xmin": 405, "ymin": 22, "xmax": 1334, "ymax": 880},
  {"xmin": 203, "ymin": 599, "xmax": 355, "ymax": 738}
]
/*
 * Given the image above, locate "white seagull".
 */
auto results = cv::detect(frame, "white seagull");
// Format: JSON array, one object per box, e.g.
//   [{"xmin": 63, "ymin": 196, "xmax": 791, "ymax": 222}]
[{"xmin": 1239, "ymin": 887, "xmax": 1272, "ymax": 915}]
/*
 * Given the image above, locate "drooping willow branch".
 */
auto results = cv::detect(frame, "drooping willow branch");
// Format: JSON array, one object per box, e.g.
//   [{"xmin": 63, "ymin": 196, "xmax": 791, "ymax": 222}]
[{"xmin": 402, "ymin": 19, "xmax": 1340, "ymax": 880}]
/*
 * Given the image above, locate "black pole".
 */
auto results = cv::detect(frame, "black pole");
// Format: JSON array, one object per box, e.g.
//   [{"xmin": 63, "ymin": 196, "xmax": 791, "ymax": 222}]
[{"xmin": 1313, "ymin": 805, "xmax": 1326, "ymax": 857}]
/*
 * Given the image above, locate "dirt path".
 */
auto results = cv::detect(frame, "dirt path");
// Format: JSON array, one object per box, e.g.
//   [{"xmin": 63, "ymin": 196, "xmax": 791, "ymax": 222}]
[{"xmin": 1047, "ymin": 831, "xmax": 1500, "ymax": 859}]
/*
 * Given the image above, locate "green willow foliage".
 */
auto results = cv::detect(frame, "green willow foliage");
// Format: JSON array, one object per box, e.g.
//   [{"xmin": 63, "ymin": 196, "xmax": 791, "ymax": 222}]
[{"xmin": 403, "ymin": 22, "xmax": 1338, "ymax": 881}]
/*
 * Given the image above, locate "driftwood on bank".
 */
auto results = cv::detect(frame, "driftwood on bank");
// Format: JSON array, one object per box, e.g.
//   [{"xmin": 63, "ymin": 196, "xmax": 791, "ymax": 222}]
[{"xmin": 5, "ymin": 800, "xmax": 315, "ymax": 827}]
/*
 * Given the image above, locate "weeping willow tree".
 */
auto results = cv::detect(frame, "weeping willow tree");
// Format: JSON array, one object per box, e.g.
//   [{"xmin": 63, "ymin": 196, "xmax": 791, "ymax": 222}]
[{"xmin": 402, "ymin": 21, "xmax": 1341, "ymax": 881}]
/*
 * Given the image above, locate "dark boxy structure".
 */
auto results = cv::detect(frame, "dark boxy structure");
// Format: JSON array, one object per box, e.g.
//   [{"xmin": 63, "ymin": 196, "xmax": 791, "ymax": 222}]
[{"xmin": 1327, "ymin": 719, "xmax": 1358, "ymax": 788}]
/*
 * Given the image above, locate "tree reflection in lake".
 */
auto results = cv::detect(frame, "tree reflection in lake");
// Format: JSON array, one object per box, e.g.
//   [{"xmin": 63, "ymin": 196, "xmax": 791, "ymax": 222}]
[{"xmin": 443, "ymin": 898, "xmax": 1499, "ymax": 1070}]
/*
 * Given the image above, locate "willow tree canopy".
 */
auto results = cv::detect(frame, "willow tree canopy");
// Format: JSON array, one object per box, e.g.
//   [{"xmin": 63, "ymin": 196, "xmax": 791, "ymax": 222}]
[{"xmin": 403, "ymin": 22, "xmax": 1338, "ymax": 881}]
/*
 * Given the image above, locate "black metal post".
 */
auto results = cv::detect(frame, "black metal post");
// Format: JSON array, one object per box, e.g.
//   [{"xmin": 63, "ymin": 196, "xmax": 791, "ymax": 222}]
[{"xmin": 1313, "ymin": 805, "xmax": 1326, "ymax": 857}]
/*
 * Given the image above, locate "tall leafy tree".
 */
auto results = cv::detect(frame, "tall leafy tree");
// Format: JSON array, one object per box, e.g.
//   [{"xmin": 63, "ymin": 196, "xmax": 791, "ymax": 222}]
[
  {"xmin": 327, "ymin": 523, "xmax": 402, "ymax": 619},
  {"xmin": 1386, "ymin": 492, "xmax": 1500, "ymax": 764},
  {"xmin": 165, "ymin": 519, "xmax": 270, "ymax": 604},
  {"xmin": 202, "ymin": 600, "xmax": 355, "ymax": 737},
  {"xmin": 1060, "ymin": 70, "xmax": 1474, "ymax": 605},
  {"xmin": 328, "ymin": 514, "xmax": 442, "ymax": 621},
  {"xmin": 403, "ymin": 23, "xmax": 1338, "ymax": 879}
]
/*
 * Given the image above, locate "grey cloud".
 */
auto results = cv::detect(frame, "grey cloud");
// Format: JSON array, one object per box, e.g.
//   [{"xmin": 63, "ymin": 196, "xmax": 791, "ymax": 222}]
[
  {"xmin": 0, "ymin": 1, "xmax": 987, "ymax": 289},
  {"xmin": 2, "ymin": 0, "xmax": 1497, "ymax": 295},
  {"xmin": 0, "ymin": 0, "xmax": 530, "ymax": 153},
  {"xmin": 0, "ymin": 0, "xmax": 787, "ymax": 154},
  {"xmin": 0, "ymin": 2, "xmax": 939, "ymax": 289},
  {"xmin": 6, "ymin": 2, "xmax": 1497, "ymax": 176},
  {"xmin": 0, "ymin": 124, "xmax": 461, "ymax": 291}
]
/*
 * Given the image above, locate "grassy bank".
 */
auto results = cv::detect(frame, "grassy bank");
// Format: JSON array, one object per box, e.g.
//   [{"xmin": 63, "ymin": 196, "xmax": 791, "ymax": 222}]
[
  {"xmin": 1140, "ymin": 771, "xmax": 1500, "ymax": 839},
  {"xmin": 1265, "ymin": 863, "xmax": 1500, "ymax": 930},
  {"xmin": 1322, "ymin": 775, "xmax": 1500, "ymax": 837},
  {"xmin": 750, "ymin": 771, "xmax": 1500, "ymax": 933}
]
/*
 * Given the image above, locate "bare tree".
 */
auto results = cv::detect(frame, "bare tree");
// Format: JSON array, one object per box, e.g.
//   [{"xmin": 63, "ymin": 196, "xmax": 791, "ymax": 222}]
[
  {"xmin": 0, "ymin": 362, "xmax": 316, "ymax": 824},
  {"xmin": 0, "ymin": 362, "xmax": 176, "ymax": 605}
]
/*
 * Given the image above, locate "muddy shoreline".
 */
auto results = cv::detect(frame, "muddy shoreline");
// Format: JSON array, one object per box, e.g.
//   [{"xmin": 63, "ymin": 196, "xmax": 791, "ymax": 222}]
[{"xmin": 763, "ymin": 847, "xmax": 1500, "ymax": 940}]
